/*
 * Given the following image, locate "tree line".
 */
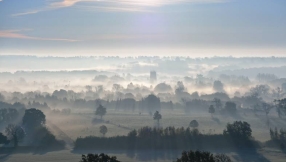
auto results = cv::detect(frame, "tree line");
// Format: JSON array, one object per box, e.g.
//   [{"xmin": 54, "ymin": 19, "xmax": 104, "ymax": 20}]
[{"xmin": 74, "ymin": 121, "xmax": 255, "ymax": 150}]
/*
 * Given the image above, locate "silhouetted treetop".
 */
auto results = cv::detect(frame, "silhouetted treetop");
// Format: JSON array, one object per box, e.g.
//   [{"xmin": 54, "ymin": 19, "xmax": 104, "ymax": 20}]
[
  {"xmin": 189, "ymin": 120, "xmax": 199, "ymax": 128},
  {"xmin": 95, "ymin": 104, "xmax": 107, "ymax": 119},
  {"xmin": 153, "ymin": 111, "xmax": 162, "ymax": 125},
  {"xmin": 22, "ymin": 108, "xmax": 46, "ymax": 128},
  {"xmin": 223, "ymin": 121, "xmax": 252, "ymax": 140}
]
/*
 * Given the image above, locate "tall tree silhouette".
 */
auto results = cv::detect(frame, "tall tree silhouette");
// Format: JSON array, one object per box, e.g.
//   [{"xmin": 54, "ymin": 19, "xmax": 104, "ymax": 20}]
[
  {"xmin": 0, "ymin": 133, "xmax": 8, "ymax": 144},
  {"xmin": 153, "ymin": 111, "xmax": 162, "ymax": 126},
  {"xmin": 95, "ymin": 104, "xmax": 107, "ymax": 120}
]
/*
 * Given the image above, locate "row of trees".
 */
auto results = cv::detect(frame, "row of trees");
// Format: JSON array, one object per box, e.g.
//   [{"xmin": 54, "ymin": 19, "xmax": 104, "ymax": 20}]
[
  {"xmin": 75, "ymin": 121, "xmax": 254, "ymax": 150},
  {"xmin": 0, "ymin": 108, "xmax": 22, "ymax": 124},
  {"xmin": 58, "ymin": 96, "xmax": 286, "ymax": 119},
  {"xmin": 3, "ymin": 90, "xmax": 285, "ymax": 119},
  {"xmin": 275, "ymin": 98, "xmax": 286, "ymax": 118},
  {"xmin": 185, "ymin": 99, "xmax": 237, "ymax": 117},
  {"xmin": 268, "ymin": 127, "xmax": 286, "ymax": 150}
]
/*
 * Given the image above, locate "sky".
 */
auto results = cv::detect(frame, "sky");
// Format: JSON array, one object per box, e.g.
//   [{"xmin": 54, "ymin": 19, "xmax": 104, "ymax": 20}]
[{"xmin": 0, "ymin": 0, "xmax": 286, "ymax": 57}]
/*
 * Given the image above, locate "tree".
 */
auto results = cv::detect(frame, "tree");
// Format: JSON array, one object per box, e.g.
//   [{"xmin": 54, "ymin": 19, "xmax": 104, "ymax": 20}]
[
  {"xmin": 95, "ymin": 104, "xmax": 107, "ymax": 120},
  {"xmin": 189, "ymin": 120, "xmax": 199, "ymax": 129},
  {"xmin": 0, "ymin": 133, "xmax": 8, "ymax": 144},
  {"xmin": 250, "ymin": 84, "xmax": 270, "ymax": 97},
  {"xmin": 80, "ymin": 153, "xmax": 120, "ymax": 162},
  {"xmin": 223, "ymin": 121, "xmax": 252, "ymax": 140},
  {"xmin": 224, "ymin": 102, "xmax": 236, "ymax": 115},
  {"xmin": 175, "ymin": 81, "xmax": 186, "ymax": 94},
  {"xmin": 52, "ymin": 89, "xmax": 68, "ymax": 99},
  {"xmin": 5, "ymin": 124, "xmax": 25, "ymax": 147},
  {"xmin": 214, "ymin": 154, "xmax": 232, "ymax": 162},
  {"xmin": 213, "ymin": 80, "xmax": 224, "ymax": 92},
  {"xmin": 275, "ymin": 98, "xmax": 286, "ymax": 118},
  {"xmin": 144, "ymin": 94, "xmax": 161, "ymax": 112},
  {"xmin": 154, "ymin": 83, "xmax": 172, "ymax": 93},
  {"xmin": 0, "ymin": 108, "xmax": 19, "ymax": 124},
  {"xmin": 269, "ymin": 128, "xmax": 286, "ymax": 150},
  {"xmin": 85, "ymin": 85, "xmax": 92, "ymax": 92},
  {"xmin": 261, "ymin": 102, "xmax": 273, "ymax": 126},
  {"xmin": 100, "ymin": 125, "xmax": 107, "ymax": 136},
  {"xmin": 261, "ymin": 102, "xmax": 272, "ymax": 117},
  {"xmin": 213, "ymin": 98, "xmax": 222, "ymax": 110},
  {"xmin": 112, "ymin": 84, "xmax": 122, "ymax": 92},
  {"xmin": 22, "ymin": 108, "xmax": 46, "ymax": 129},
  {"xmin": 272, "ymin": 87, "xmax": 283, "ymax": 100},
  {"xmin": 209, "ymin": 105, "xmax": 215, "ymax": 117},
  {"xmin": 153, "ymin": 111, "xmax": 162, "ymax": 126},
  {"xmin": 33, "ymin": 126, "xmax": 65, "ymax": 148},
  {"xmin": 176, "ymin": 150, "xmax": 215, "ymax": 162}
]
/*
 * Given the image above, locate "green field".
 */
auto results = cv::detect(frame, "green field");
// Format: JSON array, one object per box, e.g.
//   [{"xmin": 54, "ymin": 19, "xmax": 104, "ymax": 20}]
[{"xmin": 2, "ymin": 109, "xmax": 286, "ymax": 162}]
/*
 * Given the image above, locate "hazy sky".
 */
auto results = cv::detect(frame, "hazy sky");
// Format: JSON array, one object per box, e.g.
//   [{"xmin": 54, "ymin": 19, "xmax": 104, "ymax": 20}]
[{"xmin": 0, "ymin": 0, "xmax": 285, "ymax": 56}]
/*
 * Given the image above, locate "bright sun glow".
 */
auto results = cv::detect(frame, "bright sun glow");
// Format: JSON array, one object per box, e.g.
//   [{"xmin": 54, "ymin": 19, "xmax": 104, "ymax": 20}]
[
  {"xmin": 121, "ymin": 0, "xmax": 165, "ymax": 6},
  {"xmin": 52, "ymin": 0, "xmax": 168, "ymax": 8}
]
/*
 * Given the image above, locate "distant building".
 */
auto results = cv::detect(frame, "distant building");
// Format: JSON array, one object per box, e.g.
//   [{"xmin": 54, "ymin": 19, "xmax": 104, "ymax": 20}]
[{"xmin": 150, "ymin": 71, "xmax": 157, "ymax": 83}]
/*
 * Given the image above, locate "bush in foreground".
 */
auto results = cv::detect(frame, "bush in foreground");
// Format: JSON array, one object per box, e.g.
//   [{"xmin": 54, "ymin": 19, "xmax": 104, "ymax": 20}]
[
  {"xmin": 80, "ymin": 153, "xmax": 120, "ymax": 162},
  {"xmin": 176, "ymin": 150, "xmax": 232, "ymax": 162}
]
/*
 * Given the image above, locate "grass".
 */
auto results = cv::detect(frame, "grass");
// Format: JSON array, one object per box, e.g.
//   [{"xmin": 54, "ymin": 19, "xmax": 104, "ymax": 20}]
[
  {"xmin": 47, "ymin": 108, "xmax": 279, "ymax": 142},
  {"xmin": 2, "ymin": 108, "xmax": 286, "ymax": 162}
]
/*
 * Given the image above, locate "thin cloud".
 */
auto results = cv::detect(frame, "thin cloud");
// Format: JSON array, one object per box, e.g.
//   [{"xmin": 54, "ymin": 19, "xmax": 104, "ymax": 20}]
[
  {"xmin": 12, "ymin": 0, "xmax": 228, "ymax": 16},
  {"xmin": 11, "ymin": 10, "xmax": 40, "ymax": 17},
  {"xmin": 0, "ymin": 30, "xmax": 79, "ymax": 42},
  {"xmin": 50, "ymin": 0, "xmax": 227, "ymax": 8},
  {"xmin": 74, "ymin": 4, "xmax": 151, "ymax": 12}
]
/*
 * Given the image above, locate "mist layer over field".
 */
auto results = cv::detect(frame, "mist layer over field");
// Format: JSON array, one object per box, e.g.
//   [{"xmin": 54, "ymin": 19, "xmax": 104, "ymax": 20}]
[{"xmin": 1, "ymin": 56, "xmax": 286, "ymax": 162}]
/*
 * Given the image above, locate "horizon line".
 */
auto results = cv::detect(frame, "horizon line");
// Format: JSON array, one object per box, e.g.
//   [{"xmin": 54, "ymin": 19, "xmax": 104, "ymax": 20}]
[{"xmin": 1, "ymin": 54, "xmax": 286, "ymax": 59}]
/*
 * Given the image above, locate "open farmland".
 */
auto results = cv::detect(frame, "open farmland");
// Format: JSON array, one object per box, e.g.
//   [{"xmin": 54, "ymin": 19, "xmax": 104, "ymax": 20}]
[{"xmin": 46, "ymin": 109, "xmax": 281, "ymax": 142}]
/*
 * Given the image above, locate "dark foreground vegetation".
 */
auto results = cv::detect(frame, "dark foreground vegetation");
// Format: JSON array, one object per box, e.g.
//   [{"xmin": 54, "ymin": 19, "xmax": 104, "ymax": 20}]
[
  {"xmin": 0, "ymin": 108, "xmax": 65, "ymax": 150},
  {"xmin": 75, "ymin": 121, "xmax": 256, "ymax": 150},
  {"xmin": 79, "ymin": 150, "xmax": 232, "ymax": 162},
  {"xmin": 80, "ymin": 153, "xmax": 120, "ymax": 162}
]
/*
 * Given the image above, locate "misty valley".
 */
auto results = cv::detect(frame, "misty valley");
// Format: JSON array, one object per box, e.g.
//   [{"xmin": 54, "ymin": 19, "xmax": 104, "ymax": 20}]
[{"xmin": 0, "ymin": 56, "xmax": 286, "ymax": 162}]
